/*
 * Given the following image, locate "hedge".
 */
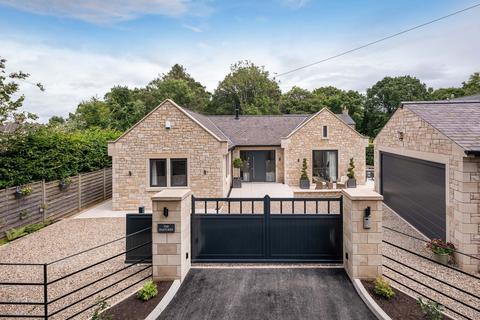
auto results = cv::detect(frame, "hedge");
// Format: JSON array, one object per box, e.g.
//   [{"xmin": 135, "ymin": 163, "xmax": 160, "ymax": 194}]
[{"xmin": 0, "ymin": 127, "xmax": 121, "ymax": 189}]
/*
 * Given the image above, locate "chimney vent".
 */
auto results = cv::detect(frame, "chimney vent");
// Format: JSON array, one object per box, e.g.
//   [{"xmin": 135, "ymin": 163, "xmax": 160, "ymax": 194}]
[{"xmin": 235, "ymin": 107, "xmax": 239, "ymax": 120}]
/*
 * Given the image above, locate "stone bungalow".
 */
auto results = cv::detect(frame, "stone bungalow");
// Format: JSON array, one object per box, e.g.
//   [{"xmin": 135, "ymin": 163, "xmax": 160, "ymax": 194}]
[
  {"xmin": 374, "ymin": 99, "xmax": 480, "ymax": 271},
  {"xmin": 108, "ymin": 99, "xmax": 368, "ymax": 211}
]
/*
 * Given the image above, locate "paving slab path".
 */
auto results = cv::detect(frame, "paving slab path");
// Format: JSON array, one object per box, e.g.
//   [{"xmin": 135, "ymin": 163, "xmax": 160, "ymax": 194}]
[{"xmin": 158, "ymin": 268, "xmax": 375, "ymax": 320}]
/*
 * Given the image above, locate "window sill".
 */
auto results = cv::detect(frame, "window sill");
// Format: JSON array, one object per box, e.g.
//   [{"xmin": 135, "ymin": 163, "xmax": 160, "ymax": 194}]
[{"xmin": 146, "ymin": 186, "xmax": 189, "ymax": 192}]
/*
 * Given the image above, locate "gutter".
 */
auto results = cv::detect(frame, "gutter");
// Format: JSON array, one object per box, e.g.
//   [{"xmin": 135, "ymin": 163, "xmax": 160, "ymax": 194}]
[{"xmin": 465, "ymin": 150, "xmax": 480, "ymax": 156}]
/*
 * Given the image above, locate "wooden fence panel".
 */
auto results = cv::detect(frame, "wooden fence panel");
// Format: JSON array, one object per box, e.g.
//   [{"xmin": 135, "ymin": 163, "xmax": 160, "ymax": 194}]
[{"xmin": 0, "ymin": 168, "xmax": 112, "ymax": 238}]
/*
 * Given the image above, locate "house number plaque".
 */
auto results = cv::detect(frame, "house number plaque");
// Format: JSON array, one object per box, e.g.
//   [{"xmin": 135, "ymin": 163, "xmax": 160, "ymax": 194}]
[{"xmin": 157, "ymin": 224, "xmax": 175, "ymax": 233}]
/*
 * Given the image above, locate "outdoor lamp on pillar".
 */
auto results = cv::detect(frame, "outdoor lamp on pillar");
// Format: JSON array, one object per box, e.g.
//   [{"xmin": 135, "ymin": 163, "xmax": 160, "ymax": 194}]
[
  {"xmin": 363, "ymin": 206, "xmax": 371, "ymax": 229},
  {"xmin": 163, "ymin": 207, "xmax": 169, "ymax": 217}
]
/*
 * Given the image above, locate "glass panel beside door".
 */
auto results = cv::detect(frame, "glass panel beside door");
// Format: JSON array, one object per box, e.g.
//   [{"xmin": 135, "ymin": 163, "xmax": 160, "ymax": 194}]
[{"xmin": 240, "ymin": 150, "xmax": 276, "ymax": 182}]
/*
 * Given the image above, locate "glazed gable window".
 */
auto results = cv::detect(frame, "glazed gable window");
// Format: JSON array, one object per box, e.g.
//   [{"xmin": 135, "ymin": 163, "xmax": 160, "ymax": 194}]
[{"xmin": 150, "ymin": 159, "xmax": 167, "ymax": 187}]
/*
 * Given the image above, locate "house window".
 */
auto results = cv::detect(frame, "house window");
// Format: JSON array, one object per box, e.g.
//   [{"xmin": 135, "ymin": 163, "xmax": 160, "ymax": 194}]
[
  {"xmin": 313, "ymin": 150, "xmax": 338, "ymax": 182},
  {"xmin": 150, "ymin": 159, "xmax": 167, "ymax": 187},
  {"xmin": 322, "ymin": 126, "xmax": 328, "ymax": 138},
  {"xmin": 171, "ymin": 158, "xmax": 187, "ymax": 187}
]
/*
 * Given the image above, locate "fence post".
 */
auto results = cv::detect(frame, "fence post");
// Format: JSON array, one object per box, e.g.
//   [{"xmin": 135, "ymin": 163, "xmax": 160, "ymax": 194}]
[
  {"xmin": 43, "ymin": 263, "xmax": 48, "ymax": 319},
  {"xmin": 78, "ymin": 174, "xmax": 82, "ymax": 210},
  {"xmin": 103, "ymin": 168, "xmax": 107, "ymax": 200},
  {"xmin": 41, "ymin": 180, "xmax": 47, "ymax": 222}
]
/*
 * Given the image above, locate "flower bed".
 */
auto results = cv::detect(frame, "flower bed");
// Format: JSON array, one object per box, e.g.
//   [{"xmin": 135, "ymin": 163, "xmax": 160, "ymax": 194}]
[
  {"xmin": 103, "ymin": 281, "xmax": 172, "ymax": 320},
  {"xmin": 361, "ymin": 280, "xmax": 453, "ymax": 320}
]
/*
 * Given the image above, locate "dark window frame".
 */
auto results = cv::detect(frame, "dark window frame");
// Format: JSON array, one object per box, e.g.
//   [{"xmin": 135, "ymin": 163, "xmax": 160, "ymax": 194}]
[
  {"xmin": 170, "ymin": 158, "xmax": 188, "ymax": 187},
  {"xmin": 149, "ymin": 159, "xmax": 167, "ymax": 187},
  {"xmin": 312, "ymin": 150, "xmax": 338, "ymax": 182},
  {"xmin": 322, "ymin": 126, "xmax": 328, "ymax": 138}
]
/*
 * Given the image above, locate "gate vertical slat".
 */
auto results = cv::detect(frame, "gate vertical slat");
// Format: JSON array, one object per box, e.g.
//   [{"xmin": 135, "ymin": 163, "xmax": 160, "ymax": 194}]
[{"xmin": 264, "ymin": 195, "xmax": 270, "ymax": 259}]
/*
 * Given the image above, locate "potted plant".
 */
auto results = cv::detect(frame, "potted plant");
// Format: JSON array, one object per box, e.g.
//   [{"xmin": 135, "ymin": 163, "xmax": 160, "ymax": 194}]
[
  {"xmin": 59, "ymin": 177, "xmax": 72, "ymax": 191},
  {"xmin": 15, "ymin": 186, "xmax": 32, "ymax": 199},
  {"xmin": 232, "ymin": 158, "xmax": 243, "ymax": 188},
  {"xmin": 426, "ymin": 238, "xmax": 455, "ymax": 265},
  {"xmin": 299, "ymin": 158, "xmax": 310, "ymax": 189},
  {"xmin": 346, "ymin": 157, "xmax": 357, "ymax": 188}
]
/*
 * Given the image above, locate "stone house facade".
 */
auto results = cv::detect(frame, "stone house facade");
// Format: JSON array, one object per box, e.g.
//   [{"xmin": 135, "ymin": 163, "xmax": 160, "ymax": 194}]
[
  {"xmin": 374, "ymin": 100, "xmax": 480, "ymax": 272},
  {"xmin": 109, "ymin": 99, "xmax": 367, "ymax": 211}
]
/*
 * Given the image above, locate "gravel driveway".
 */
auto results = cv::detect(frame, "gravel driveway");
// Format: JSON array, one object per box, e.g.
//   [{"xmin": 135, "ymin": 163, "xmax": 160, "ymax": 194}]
[
  {"xmin": 0, "ymin": 217, "xmax": 151, "ymax": 320},
  {"xmin": 382, "ymin": 204, "xmax": 480, "ymax": 320}
]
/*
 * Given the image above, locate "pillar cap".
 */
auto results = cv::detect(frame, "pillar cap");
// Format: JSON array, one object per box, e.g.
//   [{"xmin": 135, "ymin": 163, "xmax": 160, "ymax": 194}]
[
  {"xmin": 342, "ymin": 188, "xmax": 383, "ymax": 201},
  {"xmin": 152, "ymin": 189, "xmax": 192, "ymax": 201}
]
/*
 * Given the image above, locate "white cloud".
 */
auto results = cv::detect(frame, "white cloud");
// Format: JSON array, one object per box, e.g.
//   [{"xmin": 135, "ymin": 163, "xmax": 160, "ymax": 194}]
[
  {"xmin": 182, "ymin": 24, "xmax": 203, "ymax": 32},
  {"xmin": 1, "ymin": 11, "xmax": 479, "ymax": 123},
  {"xmin": 0, "ymin": 0, "xmax": 212, "ymax": 23},
  {"xmin": 281, "ymin": 0, "xmax": 310, "ymax": 9}
]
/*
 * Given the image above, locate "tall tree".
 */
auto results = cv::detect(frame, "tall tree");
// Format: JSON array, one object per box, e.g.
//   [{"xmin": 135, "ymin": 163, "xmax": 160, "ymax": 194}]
[
  {"xmin": 142, "ymin": 64, "xmax": 210, "ymax": 112},
  {"xmin": 0, "ymin": 57, "xmax": 44, "ymax": 125},
  {"xmin": 429, "ymin": 87, "xmax": 465, "ymax": 101},
  {"xmin": 208, "ymin": 61, "xmax": 281, "ymax": 115},
  {"xmin": 462, "ymin": 72, "xmax": 480, "ymax": 96},
  {"xmin": 106, "ymin": 86, "xmax": 146, "ymax": 131},
  {"xmin": 360, "ymin": 76, "xmax": 429, "ymax": 137},
  {"xmin": 68, "ymin": 97, "xmax": 110, "ymax": 129}
]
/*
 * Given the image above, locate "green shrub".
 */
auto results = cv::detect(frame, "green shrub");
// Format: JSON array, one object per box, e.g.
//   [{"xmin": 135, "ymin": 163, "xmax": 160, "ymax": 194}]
[
  {"xmin": 300, "ymin": 158, "xmax": 309, "ymax": 180},
  {"xmin": 136, "ymin": 281, "xmax": 158, "ymax": 301},
  {"xmin": 417, "ymin": 297, "xmax": 444, "ymax": 320},
  {"xmin": 366, "ymin": 143, "xmax": 374, "ymax": 166},
  {"xmin": 347, "ymin": 158, "xmax": 355, "ymax": 179},
  {"xmin": 426, "ymin": 238, "xmax": 455, "ymax": 255},
  {"xmin": 24, "ymin": 221, "xmax": 51, "ymax": 233},
  {"xmin": 0, "ymin": 127, "xmax": 121, "ymax": 189},
  {"xmin": 91, "ymin": 298, "xmax": 111, "ymax": 320},
  {"xmin": 5, "ymin": 227, "xmax": 28, "ymax": 241},
  {"xmin": 373, "ymin": 276, "xmax": 395, "ymax": 299},
  {"xmin": 232, "ymin": 158, "xmax": 243, "ymax": 169}
]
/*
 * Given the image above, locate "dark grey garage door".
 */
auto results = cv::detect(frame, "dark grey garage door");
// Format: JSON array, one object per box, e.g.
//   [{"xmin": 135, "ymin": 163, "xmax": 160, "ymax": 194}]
[{"xmin": 380, "ymin": 152, "xmax": 446, "ymax": 240}]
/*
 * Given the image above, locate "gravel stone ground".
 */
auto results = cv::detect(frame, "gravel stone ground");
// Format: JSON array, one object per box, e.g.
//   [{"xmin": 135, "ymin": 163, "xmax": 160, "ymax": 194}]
[
  {"xmin": 0, "ymin": 217, "xmax": 151, "ymax": 320},
  {"xmin": 382, "ymin": 204, "xmax": 480, "ymax": 320}
]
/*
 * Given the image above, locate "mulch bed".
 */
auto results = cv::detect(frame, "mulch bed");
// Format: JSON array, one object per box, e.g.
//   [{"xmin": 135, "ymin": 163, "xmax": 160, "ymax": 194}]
[
  {"xmin": 103, "ymin": 281, "xmax": 173, "ymax": 320},
  {"xmin": 361, "ymin": 280, "xmax": 452, "ymax": 320}
]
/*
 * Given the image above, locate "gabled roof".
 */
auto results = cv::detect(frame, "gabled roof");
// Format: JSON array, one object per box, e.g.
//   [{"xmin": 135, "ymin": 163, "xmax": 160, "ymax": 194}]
[
  {"xmin": 402, "ymin": 100, "xmax": 480, "ymax": 153},
  {"xmin": 186, "ymin": 110, "xmax": 357, "ymax": 147}
]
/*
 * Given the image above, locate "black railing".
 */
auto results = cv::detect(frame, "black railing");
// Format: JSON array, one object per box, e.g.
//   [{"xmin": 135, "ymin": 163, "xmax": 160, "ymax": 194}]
[
  {"xmin": 0, "ymin": 227, "xmax": 152, "ymax": 319},
  {"xmin": 382, "ymin": 240, "xmax": 480, "ymax": 320},
  {"xmin": 192, "ymin": 195, "xmax": 342, "ymax": 215}
]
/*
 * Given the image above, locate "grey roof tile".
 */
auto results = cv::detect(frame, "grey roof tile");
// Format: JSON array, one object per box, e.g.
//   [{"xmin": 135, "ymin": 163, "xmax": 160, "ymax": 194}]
[
  {"xmin": 403, "ymin": 100, "xmax": 480, "ymax": 152},
  {"xmin": 185, "ymin": 109, "xmax": 356, "ymax": 147}
]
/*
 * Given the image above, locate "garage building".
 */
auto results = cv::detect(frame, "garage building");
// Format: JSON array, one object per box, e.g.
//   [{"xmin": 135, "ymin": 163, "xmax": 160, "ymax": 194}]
[{"xmin": 374, "ymin": 99, "xmax": 480, "ymax": 272}]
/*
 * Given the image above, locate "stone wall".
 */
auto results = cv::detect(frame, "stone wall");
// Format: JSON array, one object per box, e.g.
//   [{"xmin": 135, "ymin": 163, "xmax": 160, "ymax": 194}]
[
  {"xmin": 151, "ymin": 189, "xmax": 191, "ymax": 281},
  {"xmin": 282, "ymin": 109, "xmax": 368, "ymax": 187},
  {"xmin": 342, "ymin": 188, "xmax": 383, "ymax": 279},
  {"xmin": 108, "ymin": 100, "xmax": 229, "ymax": 211},
  {"xmin": 374, "ymin": 106, "xmax": 479, "ymax": 271}
]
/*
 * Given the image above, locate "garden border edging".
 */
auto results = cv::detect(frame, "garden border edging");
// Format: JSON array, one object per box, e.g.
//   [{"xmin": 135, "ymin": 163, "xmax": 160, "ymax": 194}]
[
  {"xmin": 145, "ymin": 279, "xmax": 181, "ymax": 320},
  {"xmin": 352, "ymin": 279, "xmax": 392, "ymax": 320}
]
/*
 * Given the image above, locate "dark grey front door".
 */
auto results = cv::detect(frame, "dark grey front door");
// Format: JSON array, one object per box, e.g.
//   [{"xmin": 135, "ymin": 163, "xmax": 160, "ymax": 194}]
[
  {"xmin": 380, "ymin": 152, "xmax": 446, "ymax": 240},
  {"xmin": 240, "ymin": 151, "xmax": 275, "ymax": 182}
]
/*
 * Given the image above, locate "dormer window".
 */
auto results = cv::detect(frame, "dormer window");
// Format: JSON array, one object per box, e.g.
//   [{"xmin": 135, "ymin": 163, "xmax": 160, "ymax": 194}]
[{"xmin": 323, "ymin": 126, "xmax": 328, "ymax": 138}]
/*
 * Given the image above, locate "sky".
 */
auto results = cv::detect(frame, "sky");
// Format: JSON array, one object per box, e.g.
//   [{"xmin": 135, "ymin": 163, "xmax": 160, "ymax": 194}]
[{"xmin": 1, "ymin": 0, "xmax": 479, "ymax": 122}]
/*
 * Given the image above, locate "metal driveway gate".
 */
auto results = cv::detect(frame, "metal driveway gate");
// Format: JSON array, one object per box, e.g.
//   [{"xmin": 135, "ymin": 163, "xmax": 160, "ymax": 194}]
[{"xmin": 191, "ymin": 196, "xmax": 343, "ymax": 263}]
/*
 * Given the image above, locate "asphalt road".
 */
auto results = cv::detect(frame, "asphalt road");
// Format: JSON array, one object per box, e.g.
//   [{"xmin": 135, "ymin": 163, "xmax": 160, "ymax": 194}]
[{"xmin": 158, "ymin": 268, "xmax": 376, "ymax": 320}]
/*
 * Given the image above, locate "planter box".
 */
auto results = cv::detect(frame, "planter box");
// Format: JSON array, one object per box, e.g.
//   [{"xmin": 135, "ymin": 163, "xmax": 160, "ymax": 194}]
[
  {"xmin": 232, "ymin": 178, "xmax": 242, "ymax": 188},
  {"xmin": 299, "ymin": 179, "xmax": 310, "ymax": 189},
  {"xmin": 347, "ymin": 178, "xmax": 357, "ymax": 188}
]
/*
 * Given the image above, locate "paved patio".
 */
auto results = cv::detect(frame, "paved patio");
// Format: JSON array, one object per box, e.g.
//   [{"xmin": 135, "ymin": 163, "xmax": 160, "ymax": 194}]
[
  {"xmin": 74, "ymin": 200, "xmax": 135, "ymax": 219},
  {"xmin": 229, "ymin": 183, "xmax": 294, "ymax": 198}
]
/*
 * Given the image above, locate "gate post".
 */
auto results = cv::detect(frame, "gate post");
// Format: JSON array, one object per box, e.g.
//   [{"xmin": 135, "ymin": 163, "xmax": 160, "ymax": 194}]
[
  {"xmin": 342, "ymin": 188, "xmax": 383, "ymax": 280},
  {"xmin": 151, "ymin": 189, "xmax": 192, "ymax": 282}
]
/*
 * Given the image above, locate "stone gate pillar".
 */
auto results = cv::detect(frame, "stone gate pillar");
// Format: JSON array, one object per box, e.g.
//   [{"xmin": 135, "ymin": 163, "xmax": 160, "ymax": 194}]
[
  {"xmin": 151, "ymin": 189, "xmax": 192, "ymax": 282},
  {"xmin": 342, "ymin": 188, "xmax": 383, "ymax": 279}
]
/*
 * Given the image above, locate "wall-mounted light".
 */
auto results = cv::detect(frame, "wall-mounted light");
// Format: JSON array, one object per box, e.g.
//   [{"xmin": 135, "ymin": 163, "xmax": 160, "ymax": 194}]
[
  {"xmin": 163, "ymin": 207, "xmax": 169, "ymax": 217},
  {"xmin": 165, "ymin": 120, "xmax": 171, "ymax": 129},
  {"xmin": 398, "ymin": 131, "xmax": 404, "ymax": 141},
  {"xmin": 128, "ymin": 171, "xmax": 132, "ymax": 176}
]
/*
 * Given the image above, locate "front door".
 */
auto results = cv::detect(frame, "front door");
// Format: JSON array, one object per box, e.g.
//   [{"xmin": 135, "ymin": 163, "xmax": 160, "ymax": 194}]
[{"xmin": 240, "ymin": 150, "xmax": 275, "ymax": 182}]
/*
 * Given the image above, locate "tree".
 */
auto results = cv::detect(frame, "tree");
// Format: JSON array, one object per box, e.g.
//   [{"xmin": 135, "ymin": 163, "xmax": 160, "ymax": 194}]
[
  {"xmin": 0, "ymin": 57, "xmax": 44, "ymax": 125},
  {"xmin": 142, "ymin": 64, "xmax": 210, "ymax": 113},
  {"xmin": 68, "ymin": 97, "xmax": 110, "ymax": 129},
  {"xmin": 48, "ymin": 115, "xmax": 66, "ymax": 126},
  {"xmin": 429, "ymin": 87, "xmax": 465, "ymax": 101},
  {"xmin": 106, "ymin": 86, "xmax": 146, "ymax": 131},
  {"xmin": 280, "ymin": 86, "xmax": 314, "ymax": 114},
  {"xmin": 360, "ymin": 76, "xmax": 429, "ymax": 137},
  {"xmin": 462, "ymin": 72, "xmax": 480, "ymax": 96},
  {"xmin": 208, "ymin": 60, "xmax": 281, "ymax": 115}
]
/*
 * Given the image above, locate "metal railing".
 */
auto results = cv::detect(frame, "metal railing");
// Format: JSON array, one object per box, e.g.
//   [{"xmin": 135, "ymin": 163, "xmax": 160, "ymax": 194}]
[
  {"xmin": 382, "ymin": 239, "xmax": 480, "ymax": 320},
  {"xmin": 0, "ymin": 227, "xmax": 152, "ymax": 319},
  {"xmin": 192, "ymin": 195, "xmax": 343, "ymax": 215}
]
